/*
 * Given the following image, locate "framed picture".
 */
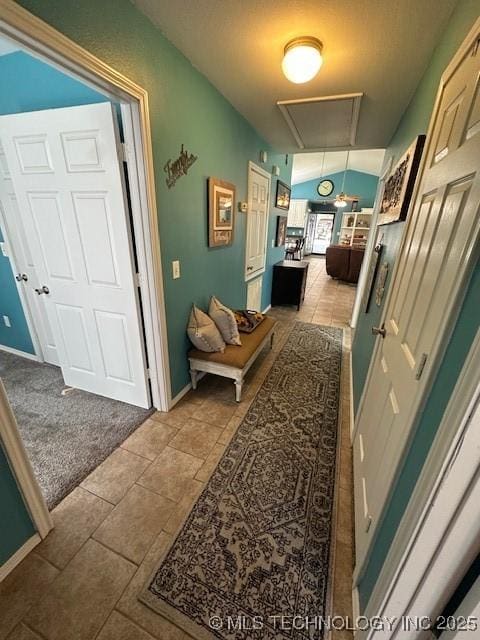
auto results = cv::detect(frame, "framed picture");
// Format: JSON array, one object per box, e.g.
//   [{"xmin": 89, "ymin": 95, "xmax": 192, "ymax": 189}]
[
  {"xmin": 275, "ymin": 180, "xmax": 291, "ymax": 210},
  {"xmin": 378, "ymin": 135, "xmax": 425, "ymax": 225},
  {"xmin": 208, "ymin": 177, "xmax": 236, "ymax": 247},
  {"xmin": 275, "ymin": 216, "xmax": 287, "ymax": 246}
]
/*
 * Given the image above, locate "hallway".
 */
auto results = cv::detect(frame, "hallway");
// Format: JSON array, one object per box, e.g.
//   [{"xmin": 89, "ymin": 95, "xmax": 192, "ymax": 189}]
[
  {"xmin": 298, "ymin": 256, "xmax": 357, "ymax": 328},
  {"xmin": 0, "ymin": 265, "xmax": 356, "ymax": 640}
]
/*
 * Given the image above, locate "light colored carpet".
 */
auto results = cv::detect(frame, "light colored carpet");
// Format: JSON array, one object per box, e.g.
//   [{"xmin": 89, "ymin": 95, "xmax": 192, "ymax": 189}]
[
  {"xmin": 0, "ymin": 350, "xmax": 152, "ymax": 509},
  {"xmin": 140, "ymin": 322, "xmax": 342, "ymax": 640}
]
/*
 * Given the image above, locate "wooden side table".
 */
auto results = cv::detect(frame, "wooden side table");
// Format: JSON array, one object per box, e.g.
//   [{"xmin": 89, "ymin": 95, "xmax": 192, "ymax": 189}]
[{"xmin": 271, "ymin": 260, "xmax": 309, "ymax": 310}]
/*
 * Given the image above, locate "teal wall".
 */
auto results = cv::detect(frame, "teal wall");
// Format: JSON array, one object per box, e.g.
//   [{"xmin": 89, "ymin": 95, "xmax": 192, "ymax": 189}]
[
  {"xmin": 292, "ymin": 170, "xmax": 379, "ymax": 207},
  {"xmin": 292, "ymin": 170, "xmax": 379, "ymax": 244},
  {"xmin": 12, "ymin": 0, "xmax": 291, "ymax": 395},
  {"xmin": 16, "ymin": 0, "xmax": 292, "ymax": 397},
  {"xmin": 0, "ymin": 51, "xmax": 109, "ymax": 355},
  {"xmin": 0, "ymin": 443, "xmax": 36, "ymax": 564},
  {"xmin": 353, "ymin": 0, "xmax": 480, "ymax": 610},
  {"xmin": 0, "ymin": 227, "xmax": 35, "ymax": 354},
  {"xmin": 0, "ymin": 51, "xmax": 108, "ymax": 115}
]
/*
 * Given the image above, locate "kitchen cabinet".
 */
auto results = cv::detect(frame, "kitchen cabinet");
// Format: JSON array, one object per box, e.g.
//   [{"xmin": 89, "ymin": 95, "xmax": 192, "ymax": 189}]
[{"xmin": 287, "ymin": 199, "xmax": 309, "ymax": 228}]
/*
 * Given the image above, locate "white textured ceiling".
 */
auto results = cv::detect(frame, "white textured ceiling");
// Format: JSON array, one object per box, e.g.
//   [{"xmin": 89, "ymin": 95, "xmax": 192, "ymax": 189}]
[
  {"xmin": 291, "ymin": 149, "xmax": 385, "ymax": 184},
  {"xmin": 131, "ymin": 0, "xmax": 457, "ymax": 151}
]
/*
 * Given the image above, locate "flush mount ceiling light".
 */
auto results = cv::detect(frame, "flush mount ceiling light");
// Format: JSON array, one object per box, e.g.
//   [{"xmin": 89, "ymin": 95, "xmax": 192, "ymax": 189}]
[{"xmin": 282, "ymin": 37, "xmax": 323, "ymax": 84}]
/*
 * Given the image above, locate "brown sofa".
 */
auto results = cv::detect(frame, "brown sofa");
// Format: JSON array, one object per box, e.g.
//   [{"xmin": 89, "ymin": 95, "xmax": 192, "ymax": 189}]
[{"xmin": 325, "ymin": 245, "xmax": 365, "ymax": 284}]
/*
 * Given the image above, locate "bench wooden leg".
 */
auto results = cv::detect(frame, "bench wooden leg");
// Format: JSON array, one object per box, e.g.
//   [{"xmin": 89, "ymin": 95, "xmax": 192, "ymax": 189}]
[
  {"xmin": 270, "ymin": 331, "xmax": 275, "ymax": 350},
  {"xmin": 234, "ymin": 379, "xmax": 243, "ymax": 402},
  {"xmin": 190, "ymin": 369, "xmax": 198, "ymax": 390}
]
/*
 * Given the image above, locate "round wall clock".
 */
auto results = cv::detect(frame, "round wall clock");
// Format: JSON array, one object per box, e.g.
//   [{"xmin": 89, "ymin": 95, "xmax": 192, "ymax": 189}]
[{"xmin": 317, "ymin": 179, "xmax": 334, "ymax": 197}]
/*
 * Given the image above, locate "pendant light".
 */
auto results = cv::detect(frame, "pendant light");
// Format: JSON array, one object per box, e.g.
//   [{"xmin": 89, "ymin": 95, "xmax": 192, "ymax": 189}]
[
  {"xmin": 334, "ymin": 151, "xmax": 349, "ymax": 208},
  {"xmin": 282, "ymin": 37, "xmax": 324, "ymax": 84}
]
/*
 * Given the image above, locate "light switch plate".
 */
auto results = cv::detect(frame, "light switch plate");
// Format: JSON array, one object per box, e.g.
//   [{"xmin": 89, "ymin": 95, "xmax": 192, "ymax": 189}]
[
  {"xmin": 0, "ymin": 242, "xmax": 8, "ymax": 258},
  {"xmin": 172, "ymin": 260, "xmax": 181, "ymax": 279},
  {"xmin": 3, "ymin": 315, "xmax": 11, "ymax": 328}
]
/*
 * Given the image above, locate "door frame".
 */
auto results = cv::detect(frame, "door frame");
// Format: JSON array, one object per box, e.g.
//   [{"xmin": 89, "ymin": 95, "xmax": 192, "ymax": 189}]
[
  {"xmin": 0, "ymin": 0, "xmax": 171, "ymax": 410},
  {"xmin": 354, "ymin": 330, "xmax": 480, "ymax": 638},
  {"xmin": 350, "ymin": 155, "xmax": 391, "ymax": 331},
  {"xmin": 245, "ymin": 161, "xmax": 271, "ymax": 282},
  {"xmin": 0, "ymin": 0, "xmax": 172, "ymax": 554},
  {"xmin": 353, "ymin": 15, "xmax": 480, "ymax": 583},
  {"xmin": 311, "ymin": 212, "xmax": 335, "ymax": 255}
]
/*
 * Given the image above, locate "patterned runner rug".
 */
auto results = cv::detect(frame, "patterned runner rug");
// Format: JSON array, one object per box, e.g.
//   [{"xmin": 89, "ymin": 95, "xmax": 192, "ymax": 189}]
[{"xmin": 140, "ymin": 322, "xmax": 343, "ymax": 639}]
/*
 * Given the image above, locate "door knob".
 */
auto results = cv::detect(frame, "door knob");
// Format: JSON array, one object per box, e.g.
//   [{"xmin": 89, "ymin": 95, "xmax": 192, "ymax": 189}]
[
  {"xmin": 35, "ymin": 285, "xmax": 50, "ymax": 295},
  {"xmin": 15, "ymin": 273, "xmax": 28, "ymax": 282},
  {"xmin": 372, "ymin": 324, "xmax": 386, "ymax": 338}
]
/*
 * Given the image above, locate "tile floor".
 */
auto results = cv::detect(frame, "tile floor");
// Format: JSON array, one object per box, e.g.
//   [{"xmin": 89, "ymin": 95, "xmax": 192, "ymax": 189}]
[{"xmin": 0, "ymin": 256, "xmax": 356, "ymax": 640}]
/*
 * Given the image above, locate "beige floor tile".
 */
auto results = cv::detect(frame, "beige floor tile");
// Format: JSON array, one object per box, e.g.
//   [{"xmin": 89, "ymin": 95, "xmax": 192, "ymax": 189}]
[
  {"xmin": 137, "ymin": 446, "xmax": 203, "ymax": 503},
  {"xmin": 25, "ymin": 540, "xmax": 135, "ymax": 640},
  {"xmin": 163, "ymin": 479, "xmax": 204, "ymax": 535},
  {"xmin": 169, "ymin": 418, "xmax": 222, "ymax": 459},
  {"xmin": 116, "ymin": 533, "xmax": 192, "ymax": 640},
  {"xmin": 149, "ymin": 405, "xmax": 190, "ymax": 429},
  {"xmin": 189, "ymin": 398, "xmax": 237, "ymax": 427},
  {"xmin": 336, "ymin": 488, "xmax": 354, "ymax": 547},
  {"xmin": 81, "ymin": 448, "xmax": 150, "ymax": 505},
  {"xmin": 93, "ymin": 484, "xmax": 175, "ymax": 564},
  {"xmin": 121, "ymin": 419, "xmax": 177, "ymax": 461},
  {"xmin": 96, "ymin": 611, "xmax": 156, "ymax": 640},
  {"xmin": 0, "ymin": 554, "xmax": 59, "ymax": 640},
  {"xmin": 5, "ymin": 625, "xmax": 42, "ymax": 640},
  {"xmin": 195, "ymin": 443, "xmax": 225, "ymax": 482},
  {"xmin": 217, "ymin": 414, "xmax": 243, "ymax": 445},
  {"xmin": 36, "ymin": 487, "xmax": 112, "ymax": 570}
]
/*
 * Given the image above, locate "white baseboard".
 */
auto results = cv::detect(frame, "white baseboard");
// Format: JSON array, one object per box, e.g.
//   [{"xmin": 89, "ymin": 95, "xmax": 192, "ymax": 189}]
[
  {"xmin": 0, "ymin": 533, "xmax": 41, "ymax": 582},
  {"xmin": 0, "ymin": 344, "xmax": 39, "ymax": 361},
  {"xmin": 169, "ymin": 371, "xmax": 206, "ymax": 409},
  {"xmin": 352, "ymin": 586, "xmax": 360, "ymax": 633},
  {"xmin": 349, "ymin": 350, "xmax": 355, "ymax": 442},
  {"xmin": 262, "ymin": 304, "xmax": 271, "ymax": 314}
]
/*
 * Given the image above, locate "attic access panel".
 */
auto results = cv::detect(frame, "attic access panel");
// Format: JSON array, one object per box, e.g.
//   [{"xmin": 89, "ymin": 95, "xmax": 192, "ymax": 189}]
[{"xmin": 277, "ymin": 93, "xmax": 363, "ymax": 149}]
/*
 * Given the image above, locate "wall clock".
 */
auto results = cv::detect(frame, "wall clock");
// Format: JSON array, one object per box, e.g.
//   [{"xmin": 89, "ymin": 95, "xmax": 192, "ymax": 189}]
[{"xmin": 317, "ymin": 179, "xmax": 334, "ymax": 197}]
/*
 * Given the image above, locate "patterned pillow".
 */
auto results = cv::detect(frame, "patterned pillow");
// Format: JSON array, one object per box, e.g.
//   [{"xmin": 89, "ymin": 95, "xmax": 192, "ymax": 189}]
[
  {"xmin": 187, "ymin": 305, "xmax": 225, "ymax": 352},
  {"xmin": 209, "ymin": 296, "xmax": 242, "ymax": 346}
]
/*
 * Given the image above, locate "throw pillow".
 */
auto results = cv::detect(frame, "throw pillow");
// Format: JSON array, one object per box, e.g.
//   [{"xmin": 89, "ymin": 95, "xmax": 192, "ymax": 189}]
[
  {"xmin": 187, "ymin": 305, "xmax": 225, "ymax": 352},
  {"xmin": 209, "ymin": 296, "xmax": 242, "ymax": 346}
]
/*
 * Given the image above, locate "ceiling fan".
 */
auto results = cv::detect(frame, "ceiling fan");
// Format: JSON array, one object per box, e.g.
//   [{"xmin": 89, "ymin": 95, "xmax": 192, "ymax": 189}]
[{"xmin": 333, "ymin": 151, "xmax": 357, "ymax": 207}]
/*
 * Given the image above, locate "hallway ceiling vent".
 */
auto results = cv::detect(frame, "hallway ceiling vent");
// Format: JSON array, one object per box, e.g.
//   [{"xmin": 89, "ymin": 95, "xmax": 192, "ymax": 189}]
[{"xmin": 277, "ymin": 93, "xmax": 363, "ymax": 150}]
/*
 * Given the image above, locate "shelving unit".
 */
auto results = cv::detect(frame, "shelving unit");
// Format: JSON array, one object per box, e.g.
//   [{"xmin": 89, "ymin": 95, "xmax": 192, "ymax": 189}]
[{"xmin": 339, "ymin": 208, "xmax": 373, "ymax": 248}]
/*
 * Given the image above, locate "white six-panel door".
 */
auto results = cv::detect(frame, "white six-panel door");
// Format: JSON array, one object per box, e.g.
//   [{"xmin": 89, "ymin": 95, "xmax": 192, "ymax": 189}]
[
  {"xmin": 0, "ymin": 103, "xmax": 150, "ymax": 408},
  {"xmin": 245, "ymin": 162, "xmax": 270, "ymax": 281},
  {"xmin": 353, "ymin": 31, "xmax": 480, "ymax": 571},
  {"xmin": 0, "ymin": 140, "xmax": 59, "ymax": 365}
]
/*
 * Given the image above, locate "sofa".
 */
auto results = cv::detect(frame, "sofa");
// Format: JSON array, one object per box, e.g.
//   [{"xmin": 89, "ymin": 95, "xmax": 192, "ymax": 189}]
[{"xmin": 325, "ymin": 245, "xmax": 365, "ymax": 284}]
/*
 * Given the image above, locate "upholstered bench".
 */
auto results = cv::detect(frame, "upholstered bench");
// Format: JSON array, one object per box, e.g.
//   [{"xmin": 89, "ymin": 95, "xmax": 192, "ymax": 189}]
[{"xmin": 188, "ymin": 316, "xmax": 277, "ymax": 402}]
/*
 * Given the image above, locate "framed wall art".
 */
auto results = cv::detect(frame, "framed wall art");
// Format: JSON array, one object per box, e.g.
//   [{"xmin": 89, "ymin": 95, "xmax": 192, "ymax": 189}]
[
  {"xmin": 275, "ymin": 180, "xmax": 291, "ymax": 210},
  {"xmin": 378, "ymin": 135, "xmax": 425, "ymax": 225},
  {"xmin": 275, "ymin": 216, "xmax": 287, "ymax": 246},
  {"xmin": 208, "ymin": 177, "xmax": 236, "ymax": 247}
]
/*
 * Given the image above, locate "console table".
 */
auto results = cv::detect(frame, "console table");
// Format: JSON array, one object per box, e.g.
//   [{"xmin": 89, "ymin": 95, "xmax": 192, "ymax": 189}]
[{"xmin": 271, "ymin": 260, "xmax": 309, "ymax": 310}]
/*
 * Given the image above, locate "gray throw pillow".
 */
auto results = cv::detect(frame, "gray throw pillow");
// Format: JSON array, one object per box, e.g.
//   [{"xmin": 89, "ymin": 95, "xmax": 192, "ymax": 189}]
[
  {"xmin": 209, "ymin": 296, "xmax": 242, "ymax": 346},
  {"xmin": 187, "ymin": 305, "xmax": 225, "ymax": 352}
]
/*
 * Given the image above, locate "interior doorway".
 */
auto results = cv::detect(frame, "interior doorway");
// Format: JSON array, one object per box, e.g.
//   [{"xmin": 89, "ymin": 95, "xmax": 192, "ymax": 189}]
[
  {"xmin": 312, "ymin": 213, "xmax": 335, "ymax": 254},
  {"xmin": 0, "ymin": 9, "xmax": 170, "ymax": 529}
]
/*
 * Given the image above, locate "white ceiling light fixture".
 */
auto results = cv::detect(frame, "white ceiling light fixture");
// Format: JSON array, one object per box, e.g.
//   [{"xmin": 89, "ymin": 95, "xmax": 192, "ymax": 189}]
[
  {"xmin": 282, "ymin": 37, "xmax": 323, "ymax": 84},
  {"xmin": 334, "ymin": 151, "xmax": 350, "ymax": 208}
]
